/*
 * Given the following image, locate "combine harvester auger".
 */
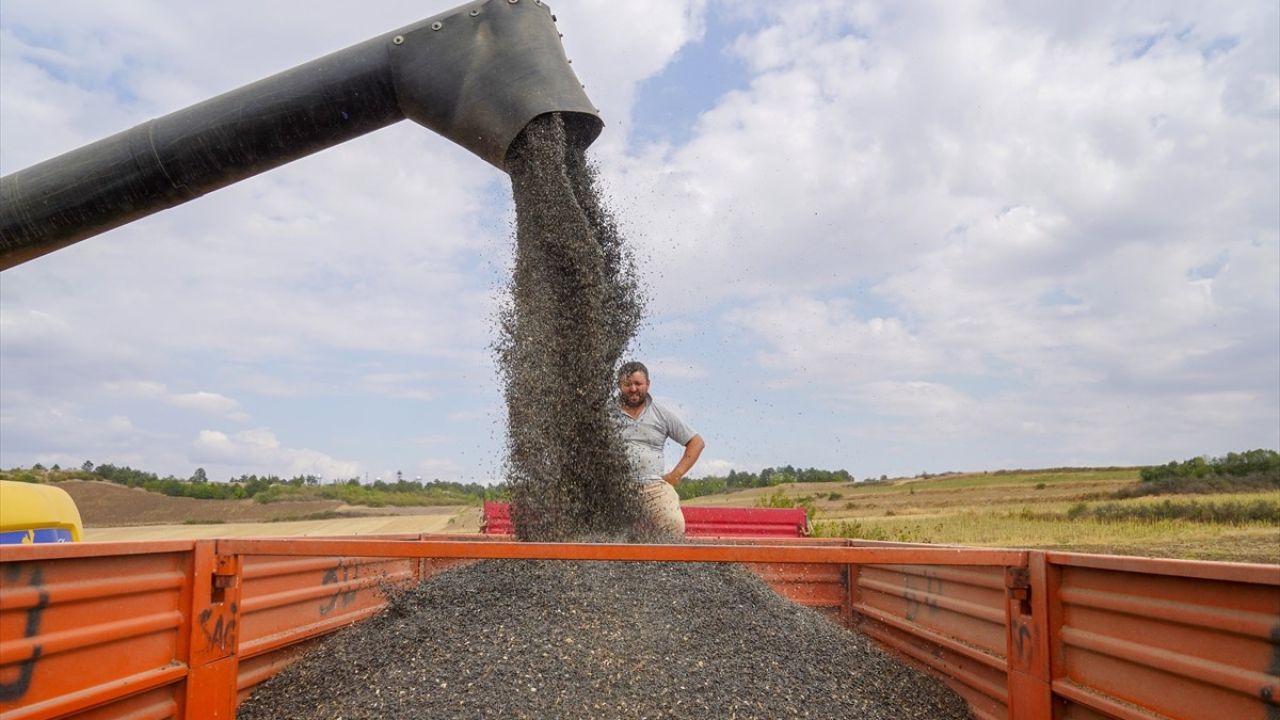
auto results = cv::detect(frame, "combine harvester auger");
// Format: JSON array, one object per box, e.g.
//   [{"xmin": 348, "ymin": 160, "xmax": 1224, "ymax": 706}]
[{"xmin": 0, "ymin": 0, "xmax": 600, "ymax": 270}]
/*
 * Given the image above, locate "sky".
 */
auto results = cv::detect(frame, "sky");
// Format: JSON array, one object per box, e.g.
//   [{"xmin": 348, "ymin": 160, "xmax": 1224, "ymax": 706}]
[{"xmin": 1, "ymin": 0, "xmax": 1277, "ymax": 484}]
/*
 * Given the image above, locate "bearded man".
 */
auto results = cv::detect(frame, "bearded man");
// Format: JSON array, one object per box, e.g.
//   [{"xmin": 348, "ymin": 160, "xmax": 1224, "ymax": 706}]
[{"xmin": 612, "ymin": 361, "xmax": 705, "ymax": 536}]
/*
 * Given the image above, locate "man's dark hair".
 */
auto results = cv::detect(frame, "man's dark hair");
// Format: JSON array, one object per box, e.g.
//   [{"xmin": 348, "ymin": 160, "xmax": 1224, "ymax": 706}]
[{"xmin": 617, "ymin": 361, "xmax": 649, "ymax": 382}]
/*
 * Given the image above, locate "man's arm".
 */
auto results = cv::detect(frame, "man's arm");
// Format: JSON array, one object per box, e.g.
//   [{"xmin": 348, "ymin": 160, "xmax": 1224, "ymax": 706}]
[{"xmin": 663, "ymin": 434, "xmax": 705, "ymax": 486}]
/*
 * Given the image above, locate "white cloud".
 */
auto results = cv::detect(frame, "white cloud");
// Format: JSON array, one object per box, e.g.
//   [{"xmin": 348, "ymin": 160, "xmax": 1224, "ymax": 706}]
[
  {"xmin": 414, "ymin": 457, "xmax": 466, "ymax": 481},
  {"xmin": 103, "ymin": 382, "xmax": 249, "ymax": 422},
  {"xmin": 0, "ymin": 392, "xmax": 182, "ymax": 472},
  {"xmin": 555, "ymin": 0, "xmax": 708, "ymax": 153},
  {"xmin": 192, "ymin": 428, "xmax": 359, "ymax": 479},
  {"xmin": 648, "ymin": 356, "xmax": 708, "ymax": 381},
  {"xmin": 170, "ymin": 392, "xmax": 250, "ymax": 422},
  {"xmin": 610, "ymin": 1, "xmax": 1278, "ymax": 318},
  {"xmin": 359, "ymin": 373, "xmax": 437, "ymax": 402},
  {"xmin": 724, "ymin": 297, "xmax": 937, "ymax": 385},
  {"xmin": 856, "ymin": 381, "xmax": 972, "ymax": 422},
  {"xmin": 692, "ymin": 457, "xmax": 735, "ymax": 477}
]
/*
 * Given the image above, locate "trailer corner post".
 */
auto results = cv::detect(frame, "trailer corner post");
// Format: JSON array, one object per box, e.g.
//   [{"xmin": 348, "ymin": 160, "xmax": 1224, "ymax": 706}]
[
  {"xmin": 185, "ymin": 541, "xmax": 244, "ymax": 719},
  {"xmin": 1005, "ymin": 551, "xmax": 1053, "ymax": 718},
  {"xmin": 842, "ymin": 539, "xmax": 862, "ymax": 631}
]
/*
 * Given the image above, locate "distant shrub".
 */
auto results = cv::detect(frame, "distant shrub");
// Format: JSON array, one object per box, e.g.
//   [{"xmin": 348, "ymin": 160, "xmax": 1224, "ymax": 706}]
[
  {"xmin": 812, "ymin": 520, "xmax": 891, "ymax": 541},
  {"xmin": 1035, "ymin": 482, "xmax": 1047, "ymax": 490},
  {"xmin": 1115, "ymin": 472, "xmax": 1279, "ymax": 499},
  {"xmin": 1140, "ymin": 449, "xmax": 1279, "ymax": 483},
  {"xmin": 678, "ymin": 466, "xmax": 854, "ymax": 499},
  {"xmin": 756, "ymin": 488, "xmax": 816, "ymax": 524},
  {"xmin": 1064, "ymin": 499, "xmax": 1278, "ymax": 525}
]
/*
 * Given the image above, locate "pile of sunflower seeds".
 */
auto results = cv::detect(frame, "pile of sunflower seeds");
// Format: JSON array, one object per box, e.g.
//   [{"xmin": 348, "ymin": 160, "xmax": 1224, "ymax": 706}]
[{"xmin": 237, "ymin": 560, "xmax": 973, "ymax": 719}]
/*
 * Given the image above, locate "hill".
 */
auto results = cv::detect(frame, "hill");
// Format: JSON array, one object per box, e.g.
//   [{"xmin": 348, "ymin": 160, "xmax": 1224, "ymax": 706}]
[
  {"xmin": 57, "ymin": 480, "xmax": 440, "ymax": 526},
  {"xmin": 685, "ymin": 468, "xmax": 1278, "ymax": 564},
  {"xmin": 59, "ymin": 480, "xmax": 334, "ymax": 525}
]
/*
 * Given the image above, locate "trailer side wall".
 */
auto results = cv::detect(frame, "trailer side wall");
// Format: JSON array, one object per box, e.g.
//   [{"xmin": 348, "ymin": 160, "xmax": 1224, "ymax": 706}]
[{"xmin": 2, "ymin": 537, "xmax": 1276, "ymax": 720}]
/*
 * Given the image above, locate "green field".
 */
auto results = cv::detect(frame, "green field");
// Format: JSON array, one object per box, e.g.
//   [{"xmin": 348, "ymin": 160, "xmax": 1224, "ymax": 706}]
[{"xmin": 684, "ymin": 468, "xmax": 1279, "ymax": 564}]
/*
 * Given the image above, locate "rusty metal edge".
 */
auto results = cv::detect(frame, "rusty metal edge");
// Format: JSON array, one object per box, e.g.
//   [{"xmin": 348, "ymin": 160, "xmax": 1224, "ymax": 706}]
[
  {"xmin": 212, "ymin": 538, "xmax": 1029, "ymax": 566},
  {"xmin": 0, "ymin": 540, "xmax": 197, "ymax": 561},
  {"xmin": 239, "ymin": 566, "xmax": 412, "ymax": 614},
  {"xmin": 859, "ymin": 619, "xmax": 1011, "ymax": 707},
  {"xmin": 238, "ymin": 604, "xmax": 387, "ymax": 661},
  {"xmin": 0, "ymin": 664, "xmax": 188, "ymax": 720},
  {"xmin": 855, "ymin": 602, "xmax": 1007, "ymax": 671},
  {"xmin": 1045, "ymin": 551, "xmax": 1280, "ymax": 584},
  {"xmin": 1052, "ymin": 678, "xmax": 1173, "ymax": 720}
]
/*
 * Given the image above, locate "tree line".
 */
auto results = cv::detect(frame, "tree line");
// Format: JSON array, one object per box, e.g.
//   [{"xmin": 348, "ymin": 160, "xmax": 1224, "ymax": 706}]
[
  {"xmin": 6, "ymin": 462, "xmax": 495, "ymax": 505},
  {"xmin": 676, "ymin": 466, "xmax": 852, "ymax": 501},
  {"xmin": 1138, "ymin": 449, "xmax": 1279, "ymax": 482}
]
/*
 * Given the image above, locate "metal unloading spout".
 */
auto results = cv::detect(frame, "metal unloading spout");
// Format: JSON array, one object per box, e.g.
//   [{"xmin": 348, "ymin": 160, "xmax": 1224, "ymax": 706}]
[{"xmin": 0, "ymin": 0, "xmax": 601, "ymax": 271}]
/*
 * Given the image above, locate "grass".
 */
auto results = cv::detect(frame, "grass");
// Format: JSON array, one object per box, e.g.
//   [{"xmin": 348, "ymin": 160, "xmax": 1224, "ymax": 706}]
[
  {"xmin": 253, "ymin": 484, "xmax": 477, "ymax": 507},
  {"xmin": 687, "ymin": 468, "xmax": 1279, "ymax": 564},
  {"xmin": 885, "ymin": 467, "xmax": 1139, "ymax": 493},
  {"xmin": 811, "ymin": 510, "xmax": 1278, "ymax": 563}
]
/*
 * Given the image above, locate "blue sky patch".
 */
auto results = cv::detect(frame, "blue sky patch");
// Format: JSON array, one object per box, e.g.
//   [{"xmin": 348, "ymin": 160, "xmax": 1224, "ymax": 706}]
[
  {"xmin": 1187, "ymin": 251, "xmax": 1228, "ymax": 280},
  {"xmin": 1039, "ymin": 286, "xmax": 1082, "ymax": 306},
  {"xmin": 628, "ymin": 11, "xmax": 759, "ymax": 150}
]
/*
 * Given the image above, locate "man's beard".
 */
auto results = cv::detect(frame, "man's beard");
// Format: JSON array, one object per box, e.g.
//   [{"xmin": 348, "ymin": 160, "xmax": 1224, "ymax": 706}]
[{"xmin": 621, "ymin": 392, "xmax": 649, "ymax": 408}]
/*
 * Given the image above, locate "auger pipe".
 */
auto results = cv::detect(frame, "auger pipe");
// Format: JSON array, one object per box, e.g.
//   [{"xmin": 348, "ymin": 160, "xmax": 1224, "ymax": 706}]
[{"xmin": 0, "ymin": 0, "xmax": 601, "ymax": 271}]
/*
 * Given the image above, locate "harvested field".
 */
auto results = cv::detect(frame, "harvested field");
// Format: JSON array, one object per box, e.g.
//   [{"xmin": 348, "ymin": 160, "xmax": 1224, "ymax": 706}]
[
  {"xmin": 54, "ymin": 480, "xmax": 479, "ymax": 540},
  {"xmin": 58, "ymin": 480, "xmax": 341, "ymax": 525},
  {"xmin": 238, "ymin": 560, "xmax": 972, "ymax": 720}
]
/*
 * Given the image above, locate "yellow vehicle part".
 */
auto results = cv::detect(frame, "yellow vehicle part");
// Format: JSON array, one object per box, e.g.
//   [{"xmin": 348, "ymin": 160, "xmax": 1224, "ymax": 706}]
[{"xmin": 0, "ymin": 480, "xmax": 83, "ymax": 543}]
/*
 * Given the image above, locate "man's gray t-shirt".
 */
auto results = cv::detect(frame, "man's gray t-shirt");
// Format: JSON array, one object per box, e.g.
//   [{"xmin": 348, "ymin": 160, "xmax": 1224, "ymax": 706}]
[{"xmin": 612, "ymin": 396, "xmax": 696, "ymax": 483}]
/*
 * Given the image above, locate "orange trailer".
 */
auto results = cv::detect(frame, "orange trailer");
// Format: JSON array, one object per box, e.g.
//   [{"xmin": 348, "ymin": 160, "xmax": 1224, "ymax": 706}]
[
  {"xmin": 2, "ymin": 535, "xmax": 1277, "ymax": 719},
  {"xmin": 1, "ymin": 3, "xmax": 1277, "ymax": 718}
]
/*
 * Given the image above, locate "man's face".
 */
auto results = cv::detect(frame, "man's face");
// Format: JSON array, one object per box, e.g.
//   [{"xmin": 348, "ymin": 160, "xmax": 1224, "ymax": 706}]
[{"xmin": 619, "ymin": 371, "xmax": 650, "ymax": 407}]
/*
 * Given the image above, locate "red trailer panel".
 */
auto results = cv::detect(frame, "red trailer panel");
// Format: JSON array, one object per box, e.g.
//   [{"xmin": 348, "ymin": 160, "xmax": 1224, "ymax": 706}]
[
  {"xmin": 1047, "ymin": 552, "xmax": 1280, "ymax": 720},
  {"xmin": 480, "ymin": 501, "xmax": 809, "ymax": 537},
  {"xmin": 0, "ymin": 542, "xmax": 195, "ymax": 720},
  {"xmin": 2, "ymin": 537, "xmax": 1277, "ymax": 720}
]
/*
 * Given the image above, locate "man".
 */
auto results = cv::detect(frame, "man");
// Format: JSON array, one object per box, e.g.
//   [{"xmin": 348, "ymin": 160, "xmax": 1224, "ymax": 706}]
[{"xmin": 612, "ymin": 361, "xmax": 705, "ymax": 536}]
